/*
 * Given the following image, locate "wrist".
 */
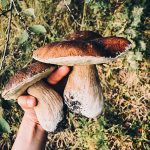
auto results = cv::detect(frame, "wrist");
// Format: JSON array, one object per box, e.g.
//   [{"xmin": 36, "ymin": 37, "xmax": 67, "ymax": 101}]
[
  {"xmin": 21, "ymin": 113, "xmax": 48, "ymax": 141},
  {"xmin": 12, "ymin": 114, "xmax": 48, "ymax": 150},
  {"xmin": 23, "ymin": 110, "xmax": 39, "ymax": 124},
  {"xmin": 23, "ymin": 113, "xmax": 47, "ymax": 133}
]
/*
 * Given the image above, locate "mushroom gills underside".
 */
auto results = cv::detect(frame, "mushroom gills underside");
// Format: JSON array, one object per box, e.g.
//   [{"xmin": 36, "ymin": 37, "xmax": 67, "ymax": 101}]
[
  {"xmin": 33, "ymin": 56, "xmax": 116, "ymax": 66},
  {"xmin": 2, "ymin": 66, "xmax": 56, "ymax": 100}
]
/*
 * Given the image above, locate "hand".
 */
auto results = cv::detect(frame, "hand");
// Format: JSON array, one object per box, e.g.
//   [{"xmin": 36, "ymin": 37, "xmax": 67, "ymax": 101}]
[
  {"xmin": 17, "ymin": 66, "xmax": 70, "ymax": 125},
  {"xmin": 12, "ymin": 66, "xmax": 70, "ymax": 150}
]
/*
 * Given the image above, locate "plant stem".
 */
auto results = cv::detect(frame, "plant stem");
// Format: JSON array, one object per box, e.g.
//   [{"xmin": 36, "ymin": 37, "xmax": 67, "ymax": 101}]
[
  {"xmin": 64, "ymin": 0, "xmax": 81, "ymax": 27},
  {"xmin": 0, "ymin": 9, "xmax": 11, "ymax": 16},
  {"xmin": 0, "ymin": 0, "xmax": 13, "ymax": 71},
  {"xmin": 80, "ymin": 0, "xmax": 86, "ymax": 30}
]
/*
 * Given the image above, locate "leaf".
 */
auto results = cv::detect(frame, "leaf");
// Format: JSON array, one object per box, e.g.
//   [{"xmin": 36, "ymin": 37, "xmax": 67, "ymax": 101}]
[
  {"xmin": 129, "ymin": 60, "xmax": 139, "ymax": 70},
  {"xmin": 126, "ymin": 51, "xmax": 135, "ymax": 63},
  {"xmin": 23, "ymin": 8, "xmax": 35, "ymax": 18},
  {"xmin": 0, "ymin": 117, "xmax": 11, "ymax": 133},
  {"xmin": 22, "ymin": 41, "xmax": 32, "ymax": 53},
  {"xmin": 1, "ymin": 0, "xmax": 7, "ymax": 10},
  {"xmin": 29, "ymin": 25, "xmax": 47, "ymax": 34},
  {"xmin": 18, "ymin": 30, "xmax": 29, "ymax": 45},
  {"xmin": 85, "ymin": 0, "xmax": 91, "ymax": 4},
  {"xmin": 135, "ymin": 51, "xmax": 143, "ymax": 61}
]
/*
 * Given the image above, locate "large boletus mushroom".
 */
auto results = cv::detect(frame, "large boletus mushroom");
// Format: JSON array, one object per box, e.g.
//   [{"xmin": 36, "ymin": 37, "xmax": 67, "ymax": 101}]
[
  {"xmin": 33, "ymin": 32, "xmax": 131, "ymax": 118},
  {"xmin": 2, "ymin": 62, "xmax": 64, "ymax": 132},
  {"xmin": 64, "ymin": 30, "xmax": 102, "ymax": 41}
]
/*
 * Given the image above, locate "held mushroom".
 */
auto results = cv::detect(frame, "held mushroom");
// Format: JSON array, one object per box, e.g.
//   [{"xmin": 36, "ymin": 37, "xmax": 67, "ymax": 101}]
[
  {"xmin": 2, "ymin": 62, "xmax": 64, "ymax": 132},
  {"xmin": 33, "ymin": 32, "xmax": 131, "ymax": 118},
  {"xmin": 27, "ymin": 81, "xmax": 64, "ymax": 131}
]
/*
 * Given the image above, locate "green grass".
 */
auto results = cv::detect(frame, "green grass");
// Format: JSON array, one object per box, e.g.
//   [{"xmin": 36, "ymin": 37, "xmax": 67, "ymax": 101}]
[{"xmin": 0, "ymin": 0, "xmax": 149, "ymax": 149}]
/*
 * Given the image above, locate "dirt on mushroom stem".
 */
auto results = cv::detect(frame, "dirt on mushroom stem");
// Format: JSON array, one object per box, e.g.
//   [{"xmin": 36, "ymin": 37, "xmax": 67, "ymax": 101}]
[{"xmin": 64, "ymin": 65, "xmax": 104, "ymax": 118}]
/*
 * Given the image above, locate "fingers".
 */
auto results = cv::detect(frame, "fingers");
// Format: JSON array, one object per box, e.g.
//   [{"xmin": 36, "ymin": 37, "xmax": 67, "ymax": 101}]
[
  {"xmin": 18, "ymin": 96, "xmax": 39, "ymax": 123},
  {"xmin": 18, "ymin": 66, "xmax": 70, "ymax": 110},
  {"xmin": 47, "ymin": 66, "xmax": 70, "ymax": 85},
  {"xmin": 18, "ymin": 95, "xmax": 37, "ymax": 110}
]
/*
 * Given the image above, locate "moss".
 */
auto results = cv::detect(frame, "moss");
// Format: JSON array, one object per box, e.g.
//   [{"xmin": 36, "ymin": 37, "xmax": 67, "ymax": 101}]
[{"xmin": 0, "ymin": 0, "xmax": 149, "ymax": 149}]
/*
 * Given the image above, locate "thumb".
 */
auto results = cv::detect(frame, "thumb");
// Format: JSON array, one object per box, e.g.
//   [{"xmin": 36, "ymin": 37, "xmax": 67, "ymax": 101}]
[{"xmin": 17, "ymin": 95, "xmax": 37, "ymax": 110}]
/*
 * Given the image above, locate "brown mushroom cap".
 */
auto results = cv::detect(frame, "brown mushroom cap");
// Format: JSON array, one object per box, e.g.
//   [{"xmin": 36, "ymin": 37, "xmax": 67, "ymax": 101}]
[
  {"xmin": 64, "ymin": 30, "xmax": 102, "ymax": 41},
  {"xmin": 2, "ymin": 62, "xmax": 56, "ymax": 100},
  {"xmin": 91, "ymin": 36, "xmax": 131, "ymax": 57},
  {"xmin": 33, "ymin": 37, "xmax": 131, "ymax": 66}
]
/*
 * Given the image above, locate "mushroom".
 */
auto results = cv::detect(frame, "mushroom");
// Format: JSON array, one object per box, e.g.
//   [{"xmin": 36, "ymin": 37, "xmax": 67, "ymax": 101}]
[
  {"xmin": 32, "ymin": 33, "xmax": 131, "ymax": 118},
  {"xmin": 2, "ymin": 62, "xmax": 64, "ymax": 132},
  {"xmin": 64, "ymin": 30, "xmax": 102, "ymax": 41}
]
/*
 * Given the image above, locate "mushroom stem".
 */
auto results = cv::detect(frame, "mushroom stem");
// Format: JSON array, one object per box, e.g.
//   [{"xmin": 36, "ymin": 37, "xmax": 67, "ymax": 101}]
[
  {"xmin": 64, "ymin": 65, "xmax": 104, "ymax": 118},
  {"xmin": 27, "ymin": 81, "xmax": 64, "ymax": 132}
]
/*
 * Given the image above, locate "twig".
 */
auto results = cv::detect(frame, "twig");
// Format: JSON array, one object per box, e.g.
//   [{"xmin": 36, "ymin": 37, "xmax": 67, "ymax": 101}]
[
  {"xmin": 0, "ymin": 9, "xmax": 11, "ymax": 16},
  {"xmin": 12, "ymin": 0, "xmax": 30, "ymax": 33},
  {"xmin": 0, "ymin": 0, "xmax": 13, "ymax": 71},
  {"xmin": 11, "ymin": 0, "xmax": 32, "ymax": 57},
  {"xmin": 64, "ymin": 0, "xmax": 81, "ymax": 26},
  {"xmin": 103, "ymin": 2, "xmax": 125, "ymax": 36},
  {"xmin": 80, "ymin": 0, "xmax": 87, "ymax": 30}
]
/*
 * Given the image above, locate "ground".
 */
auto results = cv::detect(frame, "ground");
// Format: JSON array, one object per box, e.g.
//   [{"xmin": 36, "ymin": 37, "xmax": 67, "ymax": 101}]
[{"xmin": 0, "ymin": 0, "xmax": 149, "ymax": 149}]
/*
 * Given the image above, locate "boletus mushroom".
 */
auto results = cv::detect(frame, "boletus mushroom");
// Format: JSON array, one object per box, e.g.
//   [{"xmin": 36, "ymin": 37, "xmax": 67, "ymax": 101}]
[
  {"xmin": 64, "ymin": 30, "xmax": 102, "ymax": 41},
  {"xmin": 33, "ymin": 31, "xmax": 131, "ymax": 118},
  {"xmin": 2, "ymin": 62, "xmax": 64, "ymax": 132}
]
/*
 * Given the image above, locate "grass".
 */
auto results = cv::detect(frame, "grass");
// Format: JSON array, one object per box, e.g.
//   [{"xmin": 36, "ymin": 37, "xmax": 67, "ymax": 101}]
[{"xmin": 0, "ymin": 0, "xmax": 150, "ymax": 149}]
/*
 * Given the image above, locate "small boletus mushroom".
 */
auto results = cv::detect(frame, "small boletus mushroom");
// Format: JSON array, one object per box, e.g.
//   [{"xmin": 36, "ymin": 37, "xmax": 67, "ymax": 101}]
[
  {"xmin": 33, "ymin": 33, "xmax": 131, "ymax": 118},
  {"xmin": 2, "ymin": 62, "xmax": 64, "ymax": 132}
]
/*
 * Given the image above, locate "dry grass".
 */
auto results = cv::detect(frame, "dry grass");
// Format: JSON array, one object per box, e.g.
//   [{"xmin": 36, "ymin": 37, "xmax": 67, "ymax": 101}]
[{"xmin": 0, "ymin": 0, "xmax": 149, "ymax": 149}]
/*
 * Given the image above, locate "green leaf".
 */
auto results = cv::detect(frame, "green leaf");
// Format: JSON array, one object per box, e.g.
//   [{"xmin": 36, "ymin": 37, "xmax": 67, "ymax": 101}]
[
  {"xmin": 22, "ymin": 41, "xmax": 32, "ymax": 53},
  {"xmin": 29, "ymin": 25, "xmax": 46, "ymax": 34},
  {"xmin": 18, "ymin": 30, "xmax": 29, "ymax": 45},
  {"xmin": 1, "ymin": 0, "xmax": 7, "ymax": 10},
  {"xmin": 0, "ymin": 117, "xmax": 11, "ymax": 133},
  {"xmin": 23, "ymin": 8, "xmax": 35, "ymax": 18},
  {"xmin": 85, "ymin": 0, "xmax": 91, "ymax": 4},
  {"xmin": 129, "ymin": 60, "xmax": 139, "ymax": 70},
  {"xmin": 135, "ymin": 51, "xmax": 143, "ymax": 61},
  {"xmin": 126, "ymin": 51, "xmax": 135, "ymax": 63}
]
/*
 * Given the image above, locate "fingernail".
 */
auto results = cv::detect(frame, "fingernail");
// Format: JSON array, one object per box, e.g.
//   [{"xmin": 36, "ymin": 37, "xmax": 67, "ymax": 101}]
[{"xmin": 27, "ymin": 99, "xmax": 34, "ymax": 108}]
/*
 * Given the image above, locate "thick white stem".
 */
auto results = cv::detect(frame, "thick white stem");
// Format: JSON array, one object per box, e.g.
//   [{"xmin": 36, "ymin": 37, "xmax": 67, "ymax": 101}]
[
  {"xmin": 27, "ymin": 81, "xmax": 64, "ymax": 132},
  {"xmin": 64, "ymin": 65, "xmax": 104, "ymax": 118}
]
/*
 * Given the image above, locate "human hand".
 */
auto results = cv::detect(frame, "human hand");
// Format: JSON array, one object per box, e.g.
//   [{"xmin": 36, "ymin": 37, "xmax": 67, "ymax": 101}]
[
  {"xmin": 17, "ymin": 66, "xmax": 70, "ymax": 125},
  {"xmin": 13, "ymin": 66, "xmax": 70, "ymax": 150}
]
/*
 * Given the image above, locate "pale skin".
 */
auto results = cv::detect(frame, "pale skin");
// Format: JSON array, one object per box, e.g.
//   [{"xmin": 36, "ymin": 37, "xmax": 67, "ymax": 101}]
[{"xmin": 12, "ymin": 66, "xmax": 70, "ymax": 150}]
